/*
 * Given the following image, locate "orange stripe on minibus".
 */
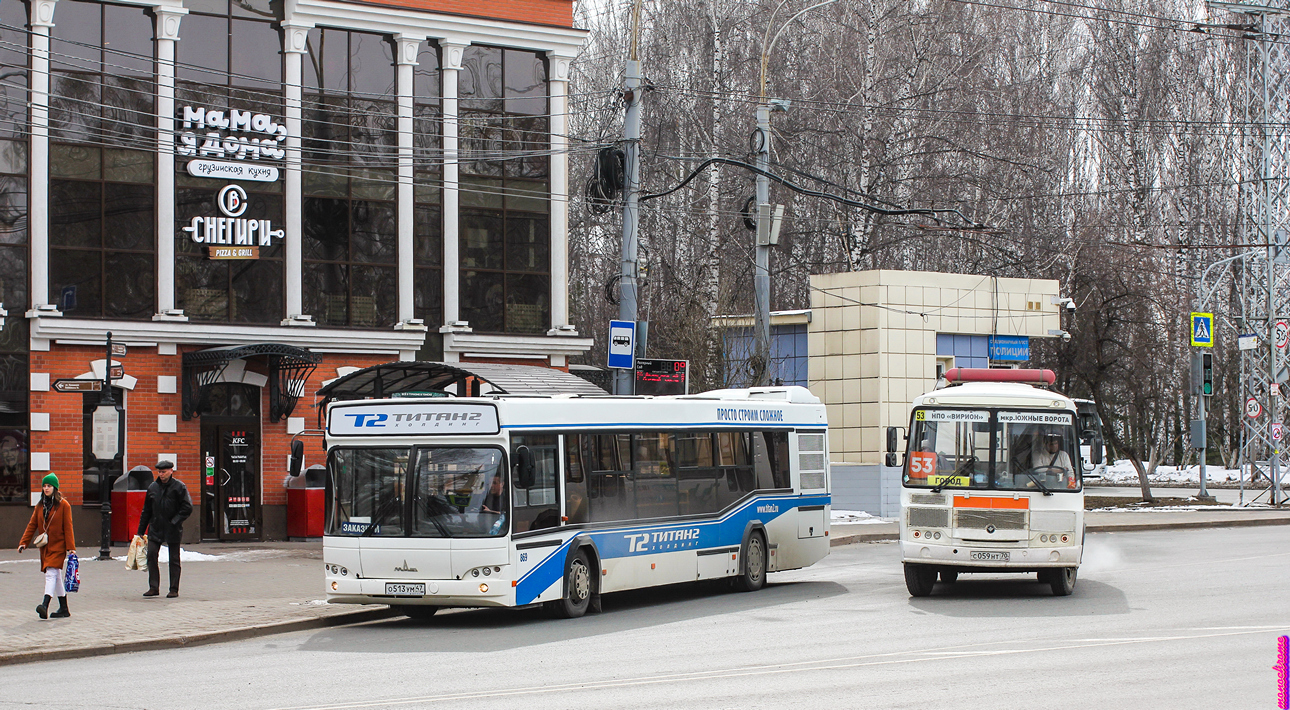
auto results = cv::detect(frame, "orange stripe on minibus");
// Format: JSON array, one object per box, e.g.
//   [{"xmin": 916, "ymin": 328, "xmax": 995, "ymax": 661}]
[{"xmin": 952, "ymin": 496, "xmax": 1029, "ymax": 509}]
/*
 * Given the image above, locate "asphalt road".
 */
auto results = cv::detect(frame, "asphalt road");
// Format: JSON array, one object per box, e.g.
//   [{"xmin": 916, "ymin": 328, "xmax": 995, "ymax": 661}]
[{"xmin": 3, "ymin": 527, "xmax": 1288, "ymax": 709}]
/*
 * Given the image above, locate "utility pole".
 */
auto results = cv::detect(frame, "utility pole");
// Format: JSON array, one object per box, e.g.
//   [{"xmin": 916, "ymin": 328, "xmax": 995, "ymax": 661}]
[
  {"xmin": 614, "ymin": 0, "xmax": 645, "ymax": 395},
  {"xmin": 752, "ymin": 104, "xmax": 771, "ymax": 386}
]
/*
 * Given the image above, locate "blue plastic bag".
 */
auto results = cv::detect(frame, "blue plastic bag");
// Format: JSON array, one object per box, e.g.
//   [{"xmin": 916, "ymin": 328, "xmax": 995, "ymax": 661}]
[{"xmin": 63, "ymin": 552, "xmax": 80, "ymax": 593}]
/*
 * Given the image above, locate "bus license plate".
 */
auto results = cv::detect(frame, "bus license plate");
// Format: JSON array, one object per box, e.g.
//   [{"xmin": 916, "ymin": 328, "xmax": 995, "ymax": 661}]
[
  {"xmin": 385, "ymin": 583, "xmax": 426, "ymax": 596},
  {"xmin": 970, "ymin": 551, "xmax": 1010, "ymax": 562}
]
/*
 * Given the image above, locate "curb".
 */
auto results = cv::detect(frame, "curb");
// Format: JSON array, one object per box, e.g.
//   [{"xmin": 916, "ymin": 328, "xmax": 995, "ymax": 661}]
[
  {"xmin": 0, "ymin": 606, "xmax": 398, "ymax": 667},
  {"xmin": 829, "ymin": 514, "xmax": 1290, "ymax": 548}
]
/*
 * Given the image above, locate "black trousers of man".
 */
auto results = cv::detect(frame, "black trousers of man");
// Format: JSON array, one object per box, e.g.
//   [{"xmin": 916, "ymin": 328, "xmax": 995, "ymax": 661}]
[{"xmin": 147, "ymin": 535, "xmax": 182, "ymax": 593}]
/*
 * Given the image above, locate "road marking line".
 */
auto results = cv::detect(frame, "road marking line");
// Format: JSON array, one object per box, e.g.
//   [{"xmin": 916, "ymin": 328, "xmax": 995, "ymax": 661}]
[{"xmin": 263, "ymin": 628, "xmax": 1278, "ymax": 710}]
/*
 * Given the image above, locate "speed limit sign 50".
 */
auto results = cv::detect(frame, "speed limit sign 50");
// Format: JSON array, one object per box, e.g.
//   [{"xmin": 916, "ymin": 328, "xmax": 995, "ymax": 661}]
[{"xmin": 1246, "ymin": 397, "xmax": 1263, "ymax": 419}]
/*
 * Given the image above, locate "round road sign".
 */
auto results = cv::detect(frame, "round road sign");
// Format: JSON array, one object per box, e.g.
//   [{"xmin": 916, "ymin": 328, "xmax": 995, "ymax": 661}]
[
  {"xmin": 1276, "ymin": 320, "xmax": 1289, "ymax": 349},
  {"xmin": 1247, "ymin": 397, "xmax": 1263, "ymax": 419}
]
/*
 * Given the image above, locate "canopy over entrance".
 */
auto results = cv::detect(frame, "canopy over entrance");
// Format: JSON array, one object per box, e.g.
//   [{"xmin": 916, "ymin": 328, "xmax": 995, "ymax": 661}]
[
  {"xmin": 315, "ymin": 361, "xmax": 608, "ymax": 413},
  {"xmin": 182, "ymin": 343, "xmax": 321, "ymax": 422}
]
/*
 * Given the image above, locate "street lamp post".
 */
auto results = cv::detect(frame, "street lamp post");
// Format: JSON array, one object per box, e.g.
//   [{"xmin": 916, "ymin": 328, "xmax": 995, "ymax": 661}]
[{"xmin": 752, "ymin": 0, "xmax": 841, "ymax": 386}]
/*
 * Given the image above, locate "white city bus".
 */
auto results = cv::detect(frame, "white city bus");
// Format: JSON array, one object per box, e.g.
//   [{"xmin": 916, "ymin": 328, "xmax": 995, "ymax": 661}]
[
  {"xmin": 886, "ymin": 368, "xmax": 1104, "ymax": 597},
  {"xmin": 316, "ymin": 386, "xmax": 831, "ymax": 618}
]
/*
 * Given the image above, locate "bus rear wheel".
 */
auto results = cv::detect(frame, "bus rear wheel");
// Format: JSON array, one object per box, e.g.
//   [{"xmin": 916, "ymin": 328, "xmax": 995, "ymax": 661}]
[
  {"xmin": 548, "ymin": 550, "xmax": 593, "ymax": 619},
  {"xmin": 732, "ymin": 532, "xmax": 767, "ymax": 592},
  {"xmin": 904, "ymin": 563, "xmax": 938, "ymax": 597},
  {"xmin": 1043, "ymin": 567, "xmax": 1077, "ymax": 596}
]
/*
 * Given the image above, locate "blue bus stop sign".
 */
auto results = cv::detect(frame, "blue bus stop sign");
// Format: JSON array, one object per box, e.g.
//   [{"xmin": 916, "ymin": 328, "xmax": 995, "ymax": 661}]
[{"xmin": 607, "ymin": 320, "xmax": 636, "ymax": 369}]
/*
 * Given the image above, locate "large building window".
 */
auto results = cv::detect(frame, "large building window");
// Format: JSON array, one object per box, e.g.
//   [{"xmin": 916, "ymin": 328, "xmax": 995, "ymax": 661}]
[
  {"xmin": 459, "ymin": 46, "xmax": 550, "ymax": 334},
  {"xmin": 302, "ymin": 28, "xmax": 397, "ymax": 329},
  {"xmin": 413, "ymin": 43, "xmax": 442, "ymax": 358},
  {"xmin": 49, "ymin": 0, "xmax": 155, "ymax": 319},
  {"xmin": 175, "ymin": 0, "xmax": 285, "ymax": 323},
  {"xmin": 0, "ymin": 1, "xmax": 28, "ymax": 505}
]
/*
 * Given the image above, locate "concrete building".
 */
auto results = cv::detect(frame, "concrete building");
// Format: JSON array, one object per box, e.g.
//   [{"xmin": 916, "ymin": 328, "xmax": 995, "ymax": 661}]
[
  {"xmin": 0, "ymin": 0, "xmax": 591, "ymax": 542},
  {"xmin": 808, "ymin": 270, "xmax": 1063, "ymax": 464}
]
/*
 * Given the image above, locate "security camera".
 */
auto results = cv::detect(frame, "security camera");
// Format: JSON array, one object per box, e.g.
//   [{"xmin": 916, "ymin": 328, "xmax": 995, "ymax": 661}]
[
  {"xmin": 1051, "ymin": 296, "xmax": 1076, "ymax": 312},
  {"xmin": 1062, "ymin": 331, "xmax": 1072, "ymax": 342}
]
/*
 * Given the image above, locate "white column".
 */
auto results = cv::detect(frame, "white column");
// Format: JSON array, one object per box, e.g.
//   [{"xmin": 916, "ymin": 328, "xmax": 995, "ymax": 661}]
[
  {"xmin": 546, "ymin": 53, "xmax": 574, "ymax": 336},
  {"xmin": 394, "ymin": 34, "xmax": 424, "ymax": 331},
  {"xmin": 27, "ymin": 0, "xmax": 57, "ymax": 317},
  {"xmin": 153, "ymin": 7, "xmax": 187, "ymax": 321},
  {"xmin": 438, "ymin": 42, "xmax": 467, "ymax": 361},
  {"xmin": 282, "ymin": 23, "xmax": 312, "ymax": 325}
]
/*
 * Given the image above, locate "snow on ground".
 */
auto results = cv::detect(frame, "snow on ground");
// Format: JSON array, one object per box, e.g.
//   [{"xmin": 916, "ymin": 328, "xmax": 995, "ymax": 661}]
[
  {"xmin": 111, "ymin": 547, "xmax": 223, "ymax": 563},
  {"xmin": 831, "ymin": 510, "xmax": 893, "ymax": 524},
  {"xmin": 1098, "ymin": 459, "xmax": 1244, "ymax": 486}
]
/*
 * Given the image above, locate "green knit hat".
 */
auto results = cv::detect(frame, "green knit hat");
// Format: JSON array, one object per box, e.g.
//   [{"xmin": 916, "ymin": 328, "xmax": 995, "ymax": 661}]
[{"xmin": 42, "ymin": 473, "xmax": 58, "ymax": 490}]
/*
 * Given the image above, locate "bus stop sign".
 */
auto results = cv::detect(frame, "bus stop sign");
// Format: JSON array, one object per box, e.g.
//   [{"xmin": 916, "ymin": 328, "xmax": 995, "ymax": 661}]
[{"xmin": 607, "ymin": 320, "xmax": 636, "ymax": 370}]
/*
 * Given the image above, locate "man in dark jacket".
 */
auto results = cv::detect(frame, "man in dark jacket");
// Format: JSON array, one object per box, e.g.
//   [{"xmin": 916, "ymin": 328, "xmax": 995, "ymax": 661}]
[{"xmin": 137, "ymin": 460, "xmax": 193, "ymax": 598}]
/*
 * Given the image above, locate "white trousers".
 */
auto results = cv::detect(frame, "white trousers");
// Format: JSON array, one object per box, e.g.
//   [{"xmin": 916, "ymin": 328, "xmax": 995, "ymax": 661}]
[{"xmin": 43, "ymin": 566, "xmax": 65, "ymax": 598}]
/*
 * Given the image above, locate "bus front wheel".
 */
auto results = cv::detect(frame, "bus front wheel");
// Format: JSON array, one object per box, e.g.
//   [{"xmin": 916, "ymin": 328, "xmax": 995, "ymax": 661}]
[
  {"xmin": 732, "ymin": 532, "xmax": 767, "ymax": 592},
  {"xmin": 548, "ymin": 550, "xmax": 593, "ymax": 619},
  {"xmin": 904, "ymin": 563, "xmax": 937, "ymax": 597},
  {"xmin": 1043, "ymin": 567, "xmax": 1077, "ymax": 596}
]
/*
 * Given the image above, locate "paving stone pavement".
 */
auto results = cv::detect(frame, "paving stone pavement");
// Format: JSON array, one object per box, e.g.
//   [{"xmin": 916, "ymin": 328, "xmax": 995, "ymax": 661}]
[{"xmin": 0, "ymin": 541, "xmax": 391, "ymax": 665}]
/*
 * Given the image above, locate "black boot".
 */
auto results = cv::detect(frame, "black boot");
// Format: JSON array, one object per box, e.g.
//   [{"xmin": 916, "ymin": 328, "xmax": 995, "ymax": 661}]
[
  {"xmin": 36, "ymin": 594, "xmax": 50, "ymax": 619},
  {"xmin": 50, "ymin": 596, "xmax": 69, "ymax": 618}
]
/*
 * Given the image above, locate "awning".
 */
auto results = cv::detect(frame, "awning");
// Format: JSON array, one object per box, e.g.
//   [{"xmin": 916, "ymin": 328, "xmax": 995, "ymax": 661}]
[
  {"xmin": 315, "ymin": 361, "xmax": 608, "ymax": 418},
  {"xmin": 182, "ymin": 343, "xmax": 321, "ymax": 422}
]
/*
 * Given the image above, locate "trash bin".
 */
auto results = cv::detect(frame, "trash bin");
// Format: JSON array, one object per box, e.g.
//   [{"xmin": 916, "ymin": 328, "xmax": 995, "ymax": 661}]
[
  {"xmin": 111, "ymin": 465, "xmax": 153, "ymax": 543},
  {"xmin": 286, "ymin": 464, "xmax": 326, "ymax": 539}
]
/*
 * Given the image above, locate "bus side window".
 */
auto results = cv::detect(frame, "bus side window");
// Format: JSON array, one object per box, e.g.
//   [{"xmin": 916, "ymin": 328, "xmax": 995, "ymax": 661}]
[
  {"xmin": 754, "ymin": 432, "xmax": 791, "ymax": 489},
  {"xmin": 676, "ymin": 432, "xmax": 717, "ymax": 516},
  {"xmin": 588, "ymin": 433, "xmax": 635, "ymax": 523}
]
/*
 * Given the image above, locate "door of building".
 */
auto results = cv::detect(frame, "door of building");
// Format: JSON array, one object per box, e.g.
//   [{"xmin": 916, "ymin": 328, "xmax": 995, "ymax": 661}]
[{"xmin": 198, "ymin": 384, "xmax": 261, "ymax": 541}]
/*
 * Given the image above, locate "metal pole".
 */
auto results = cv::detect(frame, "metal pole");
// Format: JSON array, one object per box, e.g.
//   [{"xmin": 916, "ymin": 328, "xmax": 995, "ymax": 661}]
[
  {"xmin": 1198, "ymin": 392, "xmax": 1209, "ymax": 499},
  {"xmin": 616, "ymin": 58, "xmax": 642, "ymax": 396},
  {"xmin": 753, "ymin": 104, "xmax": 771, "ymax": 386},
  {"xmin": 1263, "ymin": 12, "xmax": 1283, "ymax": 506},
  {"xmin": 99, "ymin": 332, "xmax": 113, "ymax": 560}
]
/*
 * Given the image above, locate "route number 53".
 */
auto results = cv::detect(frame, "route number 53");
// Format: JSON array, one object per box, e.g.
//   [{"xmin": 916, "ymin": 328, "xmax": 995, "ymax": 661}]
[{"xmin": 909, "ymin": 451, "xmax": 937, "ymax": 476}]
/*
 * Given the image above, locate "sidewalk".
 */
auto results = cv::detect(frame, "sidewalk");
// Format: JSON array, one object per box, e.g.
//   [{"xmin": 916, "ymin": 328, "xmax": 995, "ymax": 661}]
[
  {"xmin": 829, "ymin": 506, "xmax": 1290, "ymax": 545},
  {"xmin": 0, "ymin": 541, "xmax": 393, "ymax": 666},
  {"xmin": 3, "ymin": 509, "xmax": 1290, "ymax": 667}
]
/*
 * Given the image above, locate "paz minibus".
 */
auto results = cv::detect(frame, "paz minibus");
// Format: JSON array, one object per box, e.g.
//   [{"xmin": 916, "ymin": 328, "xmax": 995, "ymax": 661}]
[
  {"xmin": 315, "ymin": 386, "xmax": 831, "ymax": 618},
  {"xmin": 887, "ymin": 368, "xmax": 1105, "ymax": 597}
]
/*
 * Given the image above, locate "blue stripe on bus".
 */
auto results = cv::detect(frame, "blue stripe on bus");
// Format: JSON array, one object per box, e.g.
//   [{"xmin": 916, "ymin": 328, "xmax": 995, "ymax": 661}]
[{"xmin": 514, "ymin": 494, "xmax": 830, "ymax": 605}]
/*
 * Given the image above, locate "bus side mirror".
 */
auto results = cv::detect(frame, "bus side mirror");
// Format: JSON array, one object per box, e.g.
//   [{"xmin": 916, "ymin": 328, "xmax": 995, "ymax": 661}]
[
  {"xmin": 1090, "ymin": 436, "xmax": 1104, "ymax": 465},
  {"xmin": 288, "ymin": 439, "xmax": 304, "ymax": 477},
  {"xmin": 885, "ymin": 452, "xmax": 899, "ymax": 468},
  {"xmin": 886, "ymin": 427, "xmax": 899, "ymax": 453},
  {"xmin": 514, "ymin": 445, "xmax": 536, "ymax": 489}
]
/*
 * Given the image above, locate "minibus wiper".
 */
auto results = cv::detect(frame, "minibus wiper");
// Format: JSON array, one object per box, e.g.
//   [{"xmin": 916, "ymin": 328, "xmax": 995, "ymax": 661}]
[{"xmin": 1021, "ymin": 470, "xmax": 1054, "ymax": 496}]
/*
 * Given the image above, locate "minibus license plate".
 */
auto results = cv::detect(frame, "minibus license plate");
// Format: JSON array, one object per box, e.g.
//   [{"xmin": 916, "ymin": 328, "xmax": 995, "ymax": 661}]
[
  {"xmin": 970, "ymin": 551, "xmax": 1009, "ymax": 562},
  {"xmin": 385, "ymin": 582, "xmax": 425, "ymax": 596}
]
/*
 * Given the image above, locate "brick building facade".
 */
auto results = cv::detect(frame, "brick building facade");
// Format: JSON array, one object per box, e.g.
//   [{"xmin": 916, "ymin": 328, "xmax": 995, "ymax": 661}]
[{"xmin": 0, "ymin": 0, "xmax": 591, "ymax": 543}]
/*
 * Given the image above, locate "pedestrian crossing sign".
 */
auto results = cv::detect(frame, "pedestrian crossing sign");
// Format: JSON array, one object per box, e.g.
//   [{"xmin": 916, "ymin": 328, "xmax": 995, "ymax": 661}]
[{"xmin": 1191, "ymin": 312, "xmax": 1214, "ymax": 347}]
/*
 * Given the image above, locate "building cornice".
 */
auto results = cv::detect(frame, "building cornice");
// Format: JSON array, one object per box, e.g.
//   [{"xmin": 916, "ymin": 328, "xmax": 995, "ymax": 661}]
[
  {"xmin": 30, "ymin": 317, "xmax": 428, "ymax": 354},
  {"xmin": 444, "ymin": 331, "xmax": 592, "ymax": 358},
  {"xmin": 288, "ymin": 0, "xmax": 587, "ymax": 55}
]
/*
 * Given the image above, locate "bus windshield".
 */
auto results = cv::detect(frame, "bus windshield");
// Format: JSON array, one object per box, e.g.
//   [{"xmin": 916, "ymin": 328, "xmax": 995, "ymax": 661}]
[
  {"xmin": 906, "ymin": 409, "xmax": 1079, "ymax": 492},
  {"xmin": 327, "ymin": 446, "xmax": 508, "ymax": 538}
]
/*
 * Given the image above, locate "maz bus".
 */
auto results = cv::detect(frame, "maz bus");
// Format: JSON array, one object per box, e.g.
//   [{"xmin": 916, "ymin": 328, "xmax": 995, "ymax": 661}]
[
  {"xmin": 315, "ymin": 387, "xmax": 831, "ymax": 619},
  {"xmin": 886, "ymin": 368, "xmax": 1104, "ymax": 597}
]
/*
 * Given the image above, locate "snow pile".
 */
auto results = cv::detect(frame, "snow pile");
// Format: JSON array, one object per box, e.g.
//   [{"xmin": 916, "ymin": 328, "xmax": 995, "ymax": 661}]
[
  {"xmin": 112, "ymin": 547, "xmax": 223, "ymax": 563},
  {"xmin": 1098, "ymin": 460, "xmax": 1244, "ymax": 486},
  {"xmin": 831, "ymin": 509, "xmax": 892, "ymax": 524}
]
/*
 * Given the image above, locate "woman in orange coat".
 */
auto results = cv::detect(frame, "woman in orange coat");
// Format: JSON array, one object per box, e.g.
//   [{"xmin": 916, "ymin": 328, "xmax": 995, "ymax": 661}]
[{"xmin": 17, "ymin": 474, "xmax": 76, "ymax": 619}]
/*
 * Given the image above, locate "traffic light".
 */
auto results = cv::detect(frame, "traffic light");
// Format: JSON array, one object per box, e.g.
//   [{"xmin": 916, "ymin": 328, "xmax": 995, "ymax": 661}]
[{"xmin": 1201, "ymin": 352, "xmax": 1213, "ymax": 396}]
